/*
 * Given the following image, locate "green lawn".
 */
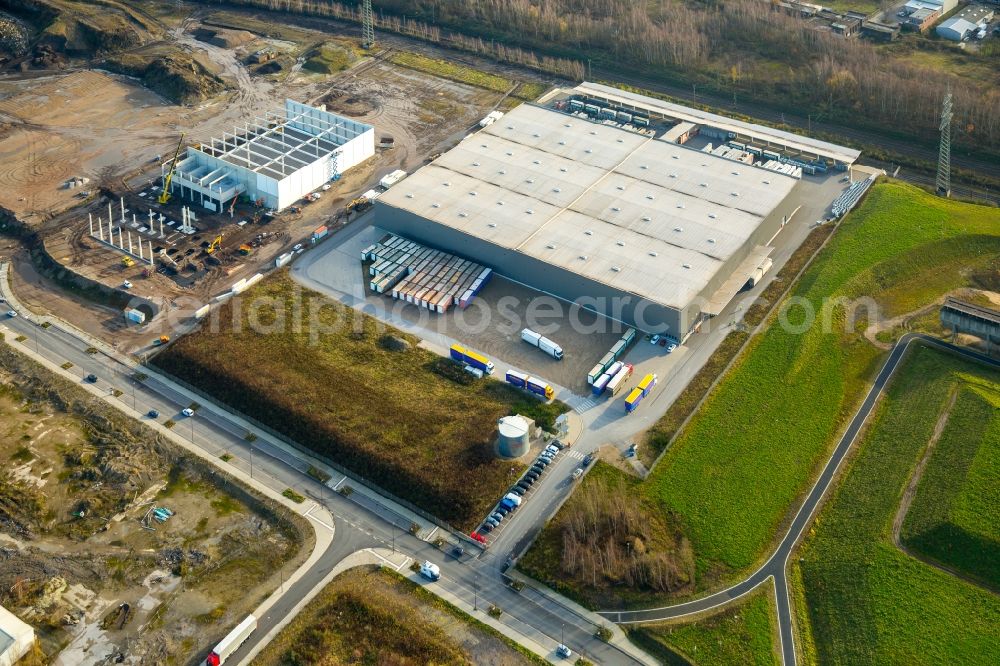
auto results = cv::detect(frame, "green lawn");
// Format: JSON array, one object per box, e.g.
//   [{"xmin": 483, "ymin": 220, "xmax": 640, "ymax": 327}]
[
  {"xmin": 900, "ymin": 382, "xmax": 1000, "ymax": 587},
  {"xmin": 796, "ymin": 346, "xmax": 1000, "ymax": 664},
  {"xmin": 390, "ymin": 51, "xmax": 514, "ymax": 93},
  {"xmin": 629, "ymin": 586, "xmax": 779, "ymax": 666},
  {"xmin": 522, "ymin": 181, "xmax": 1000, "ymax": 604}
]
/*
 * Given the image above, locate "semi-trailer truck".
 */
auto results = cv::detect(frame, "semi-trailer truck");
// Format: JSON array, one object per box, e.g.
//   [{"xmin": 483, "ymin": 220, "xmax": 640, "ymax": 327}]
[
  {"xmin": 625, "ymin": 387, "xmax": 645, "ymax": 414},
  {"xmin": 506, "ymin": 370, "xmax": 554, "ymax": 400},
  {"xmin": 450, "ymin": 343, "xmax": 495, "ymax": 375},
  {"xmin": 521, "ymin": 328, "xmax": 564, "ymax": 359},
  {"xmin": 592, "ymin": 361, "xmax": 624, "ymax": 396},
  {"xmin": 606, "ymin": 363, "xmax": 634, "ymax": 397},
  {"xmin": 205, "ymin": 615, "xmax": 256, "ymax": 665}
]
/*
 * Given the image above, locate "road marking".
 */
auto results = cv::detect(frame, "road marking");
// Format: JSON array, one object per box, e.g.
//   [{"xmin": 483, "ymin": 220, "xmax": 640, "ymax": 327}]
[
  {"xmin": 304, "ymin": 505, "xmax": 335, "ymax": 532},
  {"xmin": 565, "ymin": 450, "xmax": 585, "ymax": 461},
  {"xmin": 570, "ymin": 396, "xmax": 601, "ymax": 413},
  {"xmin": 425, "ymin": 526, "xmax": 438, "ymax": 541},
  {"xmin": 331, "ymin": 475, "xmax": 347, "ymax": 491}
]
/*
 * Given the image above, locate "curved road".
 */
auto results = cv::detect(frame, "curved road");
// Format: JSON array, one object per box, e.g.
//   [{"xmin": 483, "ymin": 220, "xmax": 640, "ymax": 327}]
[{"xmin": 600, "ymin": 333, "xmax": 1000, "ymax": 665}]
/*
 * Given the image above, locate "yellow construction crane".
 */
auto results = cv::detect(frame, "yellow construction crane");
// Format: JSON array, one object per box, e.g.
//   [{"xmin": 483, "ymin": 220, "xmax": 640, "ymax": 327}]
[
  {"xmin": 205, "ymin": 235, "xmax": 223, "ymax": 254},
  {"xmin": 158, "ymin": 133, "xmax": 186, "ymax": 205}
]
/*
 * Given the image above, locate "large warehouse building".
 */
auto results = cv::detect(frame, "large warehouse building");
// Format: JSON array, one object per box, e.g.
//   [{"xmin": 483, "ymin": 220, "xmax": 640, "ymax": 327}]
[
  {"xmin": 164, "ymin": 99, "xmax": 374, "ymax": 212},
  {"xmin": 375, "ymin": 85, "xmax": 858, "ymax": 338}
]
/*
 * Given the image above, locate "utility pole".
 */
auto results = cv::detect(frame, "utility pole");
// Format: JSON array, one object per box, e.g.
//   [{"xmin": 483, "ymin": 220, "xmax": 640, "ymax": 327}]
[
  {"xmin": 250, "ymin": 442, "xmax": 254, "ymax": 479},
  {"xmin": 360, "ymin": 0, "xmax": 375, "ymax": 50},
  {"xmin": 474, "ymin": 576, "xmax": 478, "ymax": 611},
  {"xmin": 936, "ymin": 89, "xmax": 953, "ymax": 198}
]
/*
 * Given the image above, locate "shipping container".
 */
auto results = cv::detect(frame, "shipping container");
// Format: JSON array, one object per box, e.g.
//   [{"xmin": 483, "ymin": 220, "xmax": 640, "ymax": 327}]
[
  {"xmin": 592, "ymin": 372, "xmax": 612, "ymax": 396},
  {"xmin": 621, "ymin": 327, "xmax": 637, "ymax": 346},
  {"xmin": 311, "ymin": 225, "xmax": 328, "ymax": 242},
  {"xmin": 625, "ymin": 387, "xmax": 645, "ymax": 414},
  {"xmin": 587, "ymin": 364, "xmax": 604, "ymax": 385},
  {"xmin": 607, "ymin": 363, "xmax": 634, "ymax": 397},
  {"xmin": 636, "ymin": 373, "xmax": 658, "ymax": 397},
  {"xmin": 450, "ymin": 343, "xmax": 494, "ymax": 374},
  {"xmin": 569, "ymin": 99, "xmax": 585, "ymax": 112}
]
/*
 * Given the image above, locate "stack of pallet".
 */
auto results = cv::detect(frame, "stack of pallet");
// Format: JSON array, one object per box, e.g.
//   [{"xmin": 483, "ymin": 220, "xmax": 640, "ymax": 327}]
[{"xmin": 361, "ymin": 234, "xmax": 493, "ymax": 313}]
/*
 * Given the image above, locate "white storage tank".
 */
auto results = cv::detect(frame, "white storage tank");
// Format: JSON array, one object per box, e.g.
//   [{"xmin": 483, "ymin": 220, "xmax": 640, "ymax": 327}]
[{"xmin": 497, "ymin": 415, "xmax": 530, "ymax": 458}]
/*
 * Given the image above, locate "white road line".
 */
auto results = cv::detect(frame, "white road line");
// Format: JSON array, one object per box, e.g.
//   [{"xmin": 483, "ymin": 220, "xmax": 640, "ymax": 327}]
[
  {"xmin": 303, "ymin": 506, "xmax": 335, "ymax": 532},
  {"xmin": 331, "ymin": 475, "xmax": 347, "ymax": 491},
  {"xmin": 425, "ymin": 526, "xmax": 439, "ymax": 541}
]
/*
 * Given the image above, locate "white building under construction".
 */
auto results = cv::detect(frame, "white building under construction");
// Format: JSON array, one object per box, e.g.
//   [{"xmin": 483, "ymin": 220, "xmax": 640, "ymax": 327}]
[{"xmin": 164, "ymin": 99, "xmax": 374, "ymax": 212}]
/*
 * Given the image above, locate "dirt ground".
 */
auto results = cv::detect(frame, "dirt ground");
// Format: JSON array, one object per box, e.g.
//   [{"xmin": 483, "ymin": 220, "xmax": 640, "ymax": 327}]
[
  {"xmin": 0, "ymin": 3, "xmax": 524, "ymax": 353},
  {"xmin": 0, "ymin": 345, "xmax": 311, "ymax": 665}
]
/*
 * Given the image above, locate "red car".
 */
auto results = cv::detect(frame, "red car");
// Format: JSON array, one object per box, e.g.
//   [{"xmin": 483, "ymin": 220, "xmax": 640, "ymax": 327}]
[{"xmin": 470, "ymin": 532, "xmax": 487, "ymax": 544}]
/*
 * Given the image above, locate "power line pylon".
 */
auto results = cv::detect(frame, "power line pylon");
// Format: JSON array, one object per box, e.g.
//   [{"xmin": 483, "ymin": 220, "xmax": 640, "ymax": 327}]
[
  {"xmin": 936, "ymin": 90, "xmax": 952, "ymax": 198},
  {"xmin": 361, "ymin": 0, "xmax": 375, "ymax": 50}
]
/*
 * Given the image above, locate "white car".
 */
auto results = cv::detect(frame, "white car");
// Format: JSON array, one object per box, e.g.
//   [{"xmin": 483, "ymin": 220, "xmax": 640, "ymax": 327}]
[
  {"xmin": 6, "ymin": 310, "xmax": 16, "ymax": 318},
  {"xmin": 419, "ymin": 561, "xmax": 440, "ymax": 581},
  {"xmin": 556, "ymin": 644, "xmax": 572, "ymax": 658},
  {"xmin": 122, "ymin": 281, "xmax": 133, "ymax": 289},
  {"xmin": 572, "ymin": 468, "xmax": 584, "ymax": 481},
  {"xmin": 650, "ymin": 334, "xmax": 660, "ymax": 345},
  {"xmin": 665, "ymin": 342, "xmax": 677, "ymax": 353},
  {"xmin": 321, "ymin": 183, "xmax": 331, "ymax": 191},
  {"xmin": 181, "ymin": 408, "xmax": 195, "ymax": 417}
]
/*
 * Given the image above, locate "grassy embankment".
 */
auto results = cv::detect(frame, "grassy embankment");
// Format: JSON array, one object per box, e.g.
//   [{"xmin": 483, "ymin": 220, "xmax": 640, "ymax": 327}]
[
  {"xmin": 520, "ymin": 181, "xmax": 1000, "ymax": 608},
  {"xmin": 389, "ymin": 51, "xmax": 547, "ymax": 100},
  {"xmin": 796, "ymin": 346, "xmax": 1000, "ymax": 664},
  {"xmin": 899, "ymin": 381, "xmax": 1000, "ymax": 588},
  {"xmin": 254, "ymin": 566, "xmax": 546, "ymax": 665},
  {"xmin": 153, "ymin": 272, "xmax": 567, "ymax": 530},
  {"xmin": 628, "ymin": 585, "xmax": 779, "ymax": 666}
]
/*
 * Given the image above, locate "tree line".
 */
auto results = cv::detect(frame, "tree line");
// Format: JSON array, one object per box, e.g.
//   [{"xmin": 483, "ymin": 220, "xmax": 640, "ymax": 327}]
[{"xmin": 214, "ymin": 0, "xmax": 999, "ymax": 154}]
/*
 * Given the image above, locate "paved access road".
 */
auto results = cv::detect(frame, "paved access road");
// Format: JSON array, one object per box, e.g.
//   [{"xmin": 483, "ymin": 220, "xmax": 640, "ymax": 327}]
[
  {"xmin": 0, "ymin": 288, "xmax": 652, "ymax": 665},
  {"xmin": 599, "ymin": 333, "xmax": 1000, "ymax": 665}
]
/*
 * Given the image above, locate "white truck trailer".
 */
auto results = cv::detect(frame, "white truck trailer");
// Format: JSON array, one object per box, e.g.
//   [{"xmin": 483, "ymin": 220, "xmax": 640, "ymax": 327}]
[
  {"xmin": 521, "ymin": 328, "xmax": 564, "ymax": 360},
  {"xmin": 205, "ymin": 615, "xmax": 257, "ymax": 665}
]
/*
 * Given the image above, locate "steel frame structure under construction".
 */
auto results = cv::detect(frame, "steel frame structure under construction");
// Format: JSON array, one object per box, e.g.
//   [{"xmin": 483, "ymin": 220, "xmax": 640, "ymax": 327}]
[{"xmin": 163, "ymin": 99, "xmax": 374, "ymax": 212}]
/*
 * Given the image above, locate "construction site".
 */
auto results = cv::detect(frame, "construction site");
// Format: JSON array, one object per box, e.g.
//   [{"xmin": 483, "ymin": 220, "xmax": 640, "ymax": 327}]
[{"xmin": 0, "ymin": 0, "xmax": 547, "ymax": 350}]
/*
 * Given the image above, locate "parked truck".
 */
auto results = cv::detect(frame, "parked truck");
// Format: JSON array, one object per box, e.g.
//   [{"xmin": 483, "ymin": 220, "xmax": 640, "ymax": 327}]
[
  {"xmin": 521, "ymin": 328, "xmax": 563, "ymax": 359},
  {"xmin": 205, "ymin": 615, "xmax": 256, "ymax": 665},
  {"xmin": 592, "ymin": 361, "xmax": 623, "ymax": 396},
  {"xmin": 505, "ymin": 370, "xmax": 554, "ymax": 400},
  {"xmin": 450, "ymin": 343, "xmax": 494, "ymax": 375},
  {"xmin": 624, "ymin": 387, "xmax": 645, "ymax": 414},
  {"xmin": 606, "ymin": 363, "xmax": 634, "ymax": 397},
  {"xmin": 636, "ymin": 372, "xmax": 658, "ymax": 397}
]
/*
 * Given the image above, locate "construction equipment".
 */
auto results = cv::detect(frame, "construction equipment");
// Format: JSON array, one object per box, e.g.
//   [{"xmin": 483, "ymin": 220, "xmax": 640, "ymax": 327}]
[
  {"xmin": 238, "ymin": 244, "xmax": 253, "ymax": 255},
  {"xmin": 121, "ymin": 256, "xmax": 135, "ymax": 268},
  {"xmin": 154, "ymin": 335, "xmax": 170, "ymax": 346},
  {"xmin": 346, "ymin": 197, "xmax": 372, "ymax": 214},
  {"xmin": 158, "ymin": 133, "xmax": 186, "ymax": 205},
  {"xmin": 205, "ymin": 235, "xmax": 223, "ymax": 255}
]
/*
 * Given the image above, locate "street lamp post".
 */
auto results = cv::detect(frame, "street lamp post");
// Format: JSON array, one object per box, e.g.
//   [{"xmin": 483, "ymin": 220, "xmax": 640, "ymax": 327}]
[
  {"xmin": 250, "ymin": 442, "xmax": 254, "ymax": 479},
  {"xmin": 474, "ymin": 576, "xmax": 478, "ymax": 611}
]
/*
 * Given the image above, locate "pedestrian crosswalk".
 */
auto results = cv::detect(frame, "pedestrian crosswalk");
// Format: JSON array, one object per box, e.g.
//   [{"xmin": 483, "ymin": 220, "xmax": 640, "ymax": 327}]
[
  {"xmin": 565, "ymin": 450, "xmax": 585, "ymax": 461},
  {"xmin": 570, "ymin": 395, "xmax": 602, "ymax": 413}
]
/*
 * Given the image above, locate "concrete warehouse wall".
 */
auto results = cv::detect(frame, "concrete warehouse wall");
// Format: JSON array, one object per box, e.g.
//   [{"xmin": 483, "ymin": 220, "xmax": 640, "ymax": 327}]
[{"xmin": 374, "ymin": 203, "xmax": 686, "ymax": 336}]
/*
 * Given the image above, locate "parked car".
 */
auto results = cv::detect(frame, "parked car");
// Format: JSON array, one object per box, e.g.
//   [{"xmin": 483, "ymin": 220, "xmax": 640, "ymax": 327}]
[
  {"xmin": 544, "ymin": 444, "xmax": 560, "ymax": 455},
  {"xmin": 650, "ymin": 334, "xmax": 661, "ymax": 345},
  {"xmin": 147, "ymin": 409, "xmax": 159, "ymax": 418},
  {"xmin": 530, "ymin": 464, "xmax": 545, "ymax": 474},
  {"xmin": 499, "ymin": 499, "xmax": 517, "ymax": 512},
  {"xmin": 452, "ymin": 544, "xmax": 465, "ymax": 558},
  {"xmin": 122, "ymin": 281, "xmax": 133, "ymax": 289},
  {"xmin": 515, "ymin": 481, "xmax": 531, "ymax": 491},
  {"xmin": 666, "ymin": 342, "xmax": 677, "ymax": 353},
  {"xmin": 85, "ymin": 373, "xmax": 98, "ymax": 383},
  {"xmin": 572, "ymin": 468, "xmax": 584, "ymax": 480},
  {"xmin": 509, "ymin": 486, "xmax": 525, "ymax": 496},
  {"xmin": 490, "ymin": 512, "xmax": 505, "ymax": 523},
  {"xmin": 495, "ymin": 506, "xmax": 510, "ymax": 518},
  {"xmin": 525, "ymin": 472, "xmax": 539, "ymax": 482},
  {"xmin": 419, "ymin": 561, "xmax": 441, "ymax": 581},
  {"xmin": 535, "ymin": 455, "xmax": 550, "ymax": 465},
  {"xmin": 582, "ymin": 454, "xmax": 594, "ymax": 467},
  {"xmin": 550, "ymin": 439, "xmax": 566, "ymax": 450},
  {"xmin": 470, "ymin": 532, "xmax": 487, "ymax": 543},
  {"xmin": 181, "ymin": 408, "xmax": 195, "ymax": 417},
  {"xmin": 556, "ymin": 644, "xmax": 573, "ymax": 658},
  {"xmin": 504, "ymin": 493, "xmax": 523, "ymax": 507},
  {"xmin": 6, "ymin": 310, "xmax": 17, "ymax": 318},
  {"xmin": 539, "ymin": 451, "xmax": 555, "ymax": 461},
  {"xmin": 484, "ymin": 518, "xmax": 498, "ymax": 529}
]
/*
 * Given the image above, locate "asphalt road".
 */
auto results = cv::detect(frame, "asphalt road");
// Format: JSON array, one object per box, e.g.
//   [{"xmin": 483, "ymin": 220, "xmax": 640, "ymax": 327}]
[
  {"xmin": 0, "ymin": 296, "xmax": 650, "ymax": 665},
  {"xmin": 600, "ymin": 333, "xmax": 1000, "ymax": 665}
]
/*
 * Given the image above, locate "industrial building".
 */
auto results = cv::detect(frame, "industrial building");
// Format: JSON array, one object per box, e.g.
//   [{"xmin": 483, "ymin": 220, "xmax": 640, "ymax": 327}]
[
  {"xmin": 936, "ymin": 4, "xmax": 995, "ymax": 40},
  {"xmin": 0, "ymin": 605, "xmax": 34, "ymax": 666},
  {"xmin": 163, "ymin": 99, "xmax": 374, "ymax": 212},
  {"xmin": 375, "ymin": 85, "xmax": 860, "ymax": 339}
]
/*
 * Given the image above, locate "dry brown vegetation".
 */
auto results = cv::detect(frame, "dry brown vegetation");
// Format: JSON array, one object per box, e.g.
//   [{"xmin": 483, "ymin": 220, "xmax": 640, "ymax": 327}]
[
  {"xmin": 218, "ymin": 0, "xmax": 1000, "ymax": 160},
  {"xmin": 153, "ymin": 272, "xmax": 566, "ymax": 529},
  {"xmin": 519, "ymin": 462, "xmax": 694, "ymax": 608}
]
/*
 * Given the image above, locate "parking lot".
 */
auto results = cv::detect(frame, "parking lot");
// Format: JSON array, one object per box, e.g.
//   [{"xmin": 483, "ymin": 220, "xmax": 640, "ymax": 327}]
[{"xmin": 293, "ymin": 223, "xmax": 626, "ymax": 393}]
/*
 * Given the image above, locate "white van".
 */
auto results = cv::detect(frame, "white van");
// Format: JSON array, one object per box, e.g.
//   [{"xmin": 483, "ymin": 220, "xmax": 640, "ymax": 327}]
[{"xmin": 420, "ymin": 561, "xmax": 441, "ymax": 581}]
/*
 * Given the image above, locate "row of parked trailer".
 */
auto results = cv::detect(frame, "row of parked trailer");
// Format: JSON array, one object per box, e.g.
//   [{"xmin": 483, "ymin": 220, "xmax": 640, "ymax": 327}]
[
  {"xmin": 361, "ymin": 235, "xmax": 493, "ymax": 313},
  {"xmin": 591, "ymin": 361, "xmax": 633, "ymax": 397},
  {"xmin": 625, "ymin": 373, "xmax": 658, "ymax": 414},
  {"xmin": 587, "ymin": 327, "xmax": 637, "ymax": 385},
  {"xmin": 566, "ymin": 98, "xmax": 651, "ymax": 127},
  {"xmin": 505, "ymin": 370, "xmax": 554, "ymax": 400}
]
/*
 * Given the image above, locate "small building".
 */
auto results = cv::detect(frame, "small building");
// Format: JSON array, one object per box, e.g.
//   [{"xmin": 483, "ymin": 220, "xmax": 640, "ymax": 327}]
[
  {"xmin": 497, "ymin": 415, "xmax": 535, "ymax": 458},
  {"xmin": 862, "ymin": 20, "xmax": 901, "ymax": 41},
  {"xmin": 904, "ymin": 7, "xmax": 941, "ymax": 31},
  {"xmin": 940, "ymin": 298, "xmax": 1000, "ymax": 351},
  {"xmin": 0, "ymin": 605, "xmax": 35, "ymax": 666},
  {"xmin": 937, "ymin": 16, "xmax": 979, "ymax": 39}
]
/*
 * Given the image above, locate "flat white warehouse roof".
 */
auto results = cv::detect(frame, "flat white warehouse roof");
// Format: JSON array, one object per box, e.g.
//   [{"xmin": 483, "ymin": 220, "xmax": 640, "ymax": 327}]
[
  {"xmin": 576, "ymin": 82, "xmax": 862, "ymax": 165},
  {"xmin": 379, "ymin": 103, "xmax": 799, "ymax": 311}
]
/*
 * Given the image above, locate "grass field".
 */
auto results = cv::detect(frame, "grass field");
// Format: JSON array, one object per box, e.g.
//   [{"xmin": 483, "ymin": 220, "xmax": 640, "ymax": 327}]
[
  {"xmin": 254, "ymin": 566, "xmax": 544, "ymax": 665},
  {"xmin": 153, "ymin": 272, "xmax": 566, "ymax": 529},
  {"xmin": 522, "ymin": 180, "xmax": 1000, "ymax": 604},
  {"xmin": 900, "ymin": 381, "xmax": 1000, "ymax": 588},
  {"xmin": 390, "ymin": 51, "xmax": 514, "ymax": 93},
  {"xmin": 796, "ymin": 346, "xmax": 1000, "ymax": 664},
  {"xmin": 629, "ymin": 586, "xmax": 779, "ymax": 666},
  {"xmin": 302, "ymin": 41, "xmax": 357, "ymax": 74}
]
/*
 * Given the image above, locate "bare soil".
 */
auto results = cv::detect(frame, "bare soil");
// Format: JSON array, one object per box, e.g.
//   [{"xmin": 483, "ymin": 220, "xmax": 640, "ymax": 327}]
[{"xmin": 0, "ymin": 344, "xmax": 310, "ymax": 665}]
